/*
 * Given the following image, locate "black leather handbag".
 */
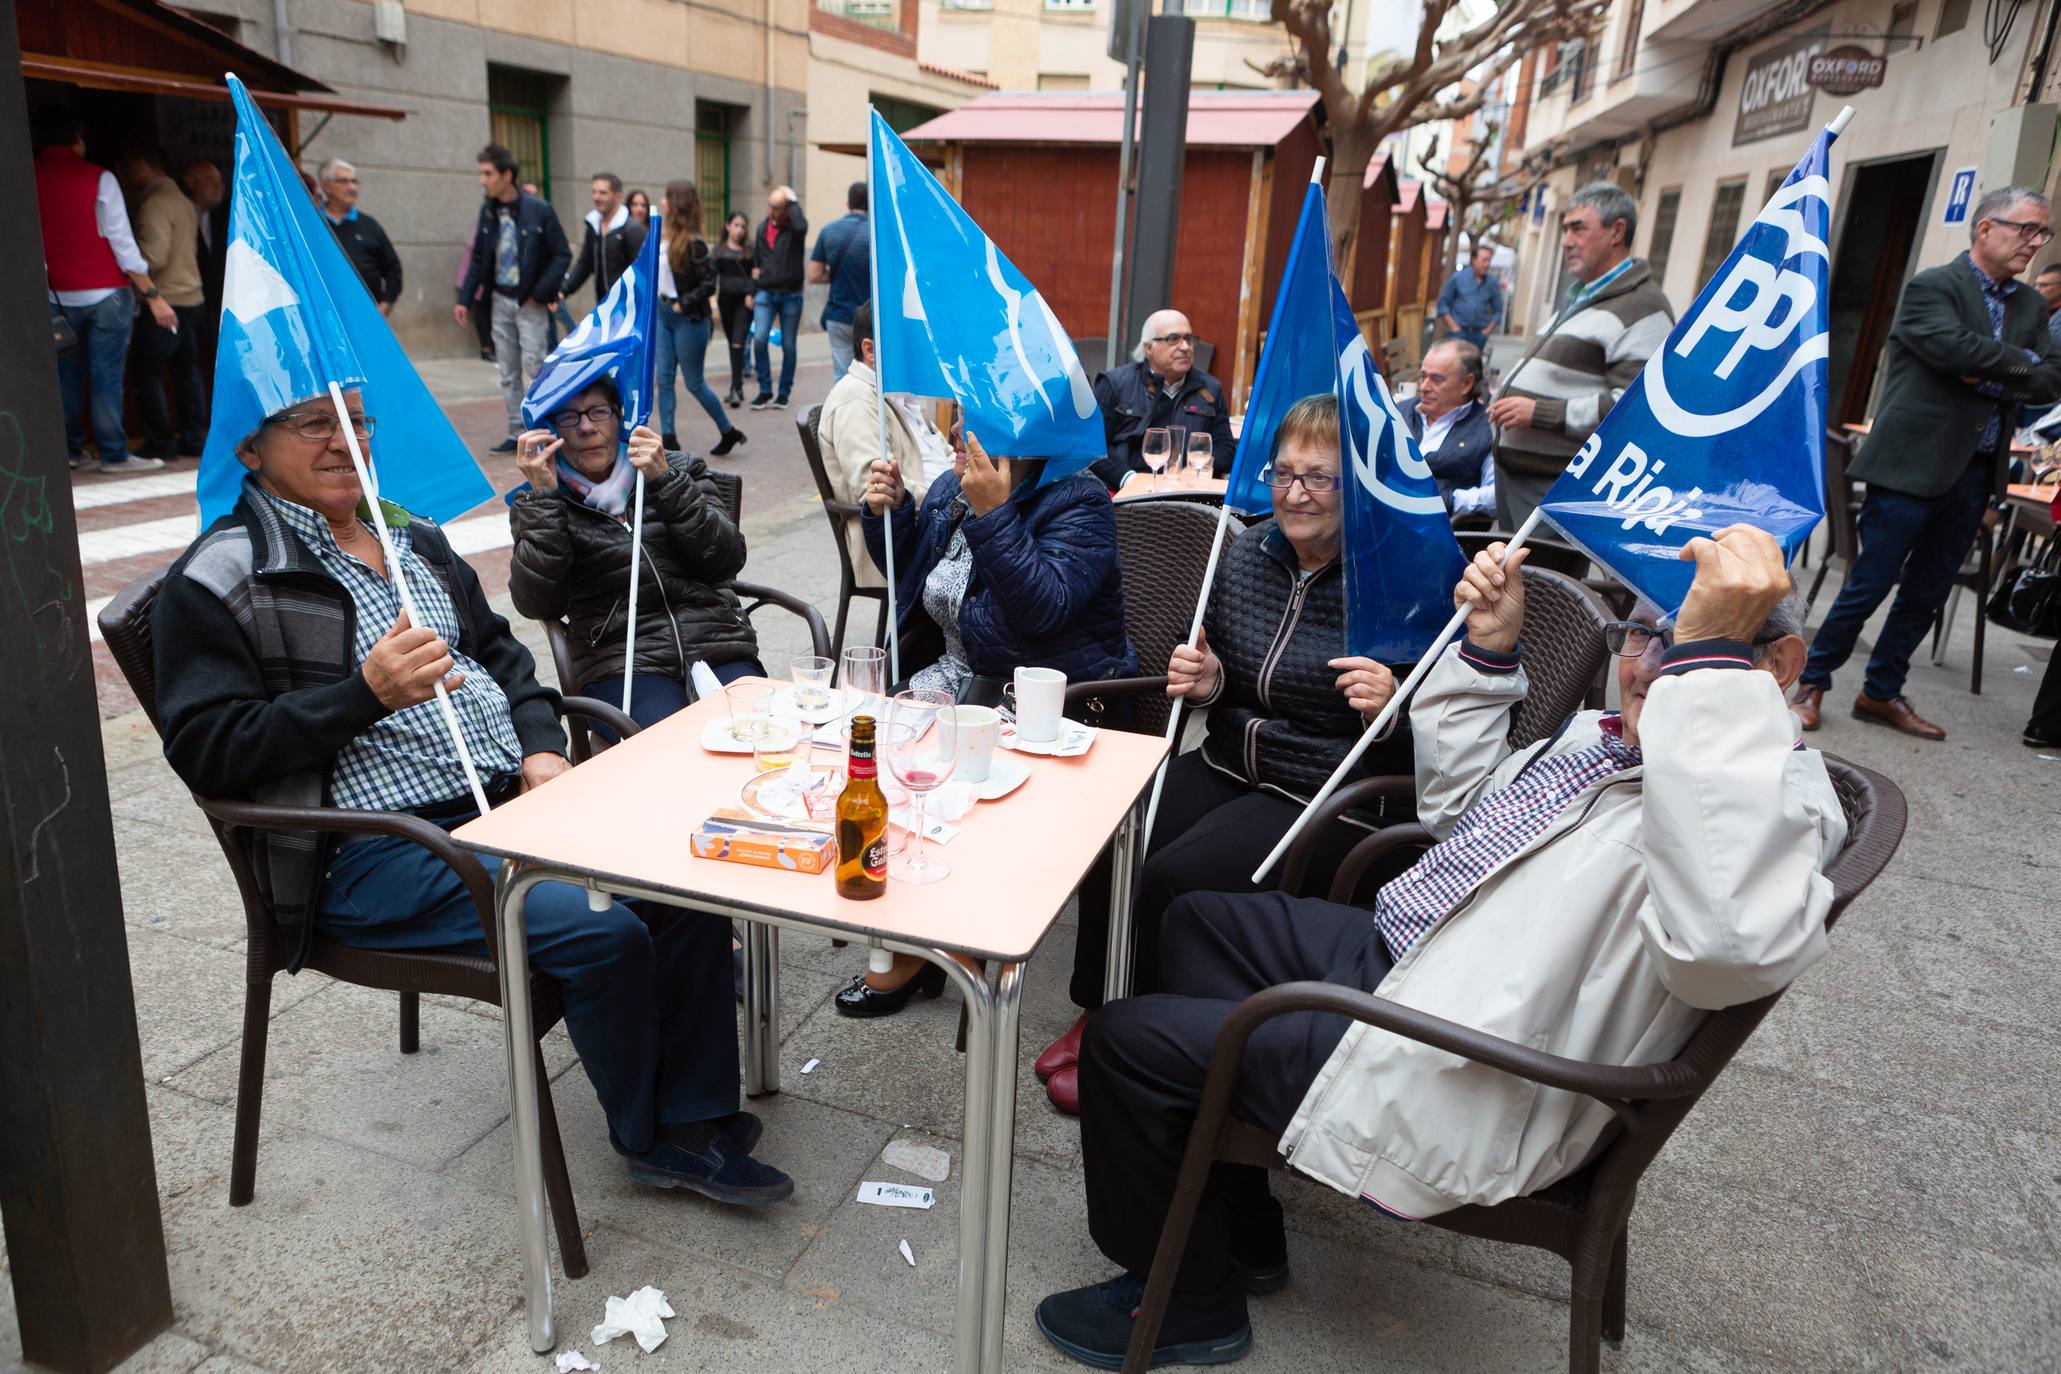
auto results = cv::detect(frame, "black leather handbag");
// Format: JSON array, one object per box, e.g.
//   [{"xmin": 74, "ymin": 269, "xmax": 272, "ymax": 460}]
[{"xmin": 1987, "ymin": 537, "xmax": 2061, "ymax": 639}]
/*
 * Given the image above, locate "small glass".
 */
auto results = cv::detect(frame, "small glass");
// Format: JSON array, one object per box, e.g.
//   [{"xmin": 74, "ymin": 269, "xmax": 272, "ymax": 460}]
[
  {"xmin": 883, "ymin": 689, "xmax": 957, "ymax": 884},
  {"xmin": 1185, "ymin": 432, "xmax": 1213, "ymax": 485},
  {"xmin": 724, "ymin": 680, "xmax": 774, "ymax": 744},
  {"xmin": 840, "ymin": 644, "xmax": 888, "ymax": 724},
  {"xmin": 753, "ymin": 717, "xmax": 809, "ymax": 771},
  {"xmin": 1140, "ymin": 427, "xmax": 1172, "ymax": 491},
  {"xmin": 789, "ymin": 654, "xmax": 835, "ymax": 711}
]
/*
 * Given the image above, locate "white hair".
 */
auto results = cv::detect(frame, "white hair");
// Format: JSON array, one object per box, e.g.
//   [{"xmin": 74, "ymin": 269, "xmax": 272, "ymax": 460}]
[
  {"xmin": 1131, "ymin": 310, "xmax": 1184, "ymax": 362},
  {"xmin": 317, "ymin": 157, "xmax": 356, "ymax": 184}
]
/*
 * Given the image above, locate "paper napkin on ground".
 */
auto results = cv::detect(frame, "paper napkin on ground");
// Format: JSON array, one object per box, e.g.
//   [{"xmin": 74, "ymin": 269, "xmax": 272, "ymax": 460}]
[
  {"xmin": 592, "ymin": 1286, "xmax": 673, "ymax": 1352},
  {"xmin": 556, "ymin": 1353, "xmax": 601, "ymax": 1372}
]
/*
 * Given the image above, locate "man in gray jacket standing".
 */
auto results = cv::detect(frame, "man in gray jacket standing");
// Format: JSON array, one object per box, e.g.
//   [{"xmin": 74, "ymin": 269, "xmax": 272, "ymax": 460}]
[{"xmin": 1036, "ymin": 526, "xmax": 1846, "ymax": 1370}]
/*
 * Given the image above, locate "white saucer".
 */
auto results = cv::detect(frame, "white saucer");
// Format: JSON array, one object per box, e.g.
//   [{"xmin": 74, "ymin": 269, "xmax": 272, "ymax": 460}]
[
  {"xmin": 963, "ymin": 752, "xmax": 1031, "ymax": 801},
  {"xmin": 701, "ymin": 715, "xmax": 755, "ymax": 754}
]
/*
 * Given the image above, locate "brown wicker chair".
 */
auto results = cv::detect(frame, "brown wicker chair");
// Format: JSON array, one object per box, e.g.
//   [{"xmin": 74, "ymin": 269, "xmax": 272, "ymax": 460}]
[
  {"xmin": 1276, "ymin": 564, "xmax": 1614, "ymax": 897},
  {"xmin": 1122, "ymin": 756, "xmax": 1906, "ymax": 1374},
  {"xmin": 795, "ymin": 403, "xmax": 889, "ymax": 661},
  {"xmin": 98, "ymin": 568, "xmax": 641, "ymax": 1282}
]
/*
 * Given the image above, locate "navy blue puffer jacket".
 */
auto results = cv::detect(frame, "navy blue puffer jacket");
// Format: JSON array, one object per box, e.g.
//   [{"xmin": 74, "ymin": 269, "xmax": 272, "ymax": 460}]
[{"xmin": 864, "ymin": 468, "xmax": 1136, "ymax": 686}]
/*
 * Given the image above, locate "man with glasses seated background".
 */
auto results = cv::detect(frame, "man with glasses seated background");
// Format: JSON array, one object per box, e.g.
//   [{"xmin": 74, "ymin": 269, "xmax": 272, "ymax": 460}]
[
  {"xmin": 1091, "ymin": 307, "xmax": 1239, "ymax": 490},
  {"xmin": 1793, "ymin": 184, "xmax": 2061, "ymax": 741},
  {"xmin": 1036, "ymin": 525, "xmax": 1846, "ymax": 1369}
]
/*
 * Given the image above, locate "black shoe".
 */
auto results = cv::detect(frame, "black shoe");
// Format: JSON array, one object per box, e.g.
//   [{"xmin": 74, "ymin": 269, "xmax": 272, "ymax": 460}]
[
  {"xmin": 661, "ymin": 431, "xmax": 680, "ymax": 451},
  {"xmin": 750, "ymin": 392, "xmax": 774, "ymax": 410},
  {"xmin": 611, "ymin": 1112, "xmax": 763, "ymax": 1157},
  {"xmin": 1035, "ymin": 1274, "xmax": 1251, "ymax": 1369},
  {"xmin": 619, "ymin": 1125, "xmax": 793, "ymax": 1206},
  {"xmin": 2026, "ymin": 728, "xmax": 2061, "ymax": 748},
  {"xmin": 711, "ymin": 428, "xmax": 746, "ymax": 457},
  {"xmin": 834, "ymin": 962, "xmax": 946, "ymax": 1018},
  {"xmin": 491, "ymin": 437, "xmax": 518, "ymax": 454},
  {"xmin": 726, "ymin": 390, "xmax": 743, "ymax": 408},
  {"xmin": 1231, "ymin": 1257, "xmax": 1288, "ymax": 1297},
  {"xmin": 773, "ymin": 394, "xmax": 791, "ymax": 410}
]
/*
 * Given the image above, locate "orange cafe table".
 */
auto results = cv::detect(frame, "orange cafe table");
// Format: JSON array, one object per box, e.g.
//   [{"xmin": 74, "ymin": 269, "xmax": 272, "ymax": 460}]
[{"xmin": 456, "ymin": 684, "xmax": 1170, "ymax": 1373}]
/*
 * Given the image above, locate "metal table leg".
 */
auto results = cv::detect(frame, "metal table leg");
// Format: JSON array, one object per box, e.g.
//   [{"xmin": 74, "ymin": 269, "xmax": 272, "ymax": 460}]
[
  {"xmin": 741, "ymin": 920, "xmax": 781, "ymax": 1097},
  {"xmin": 931, "ymin": 951, "xmax": 996, "ymax": 1374},
  {"xmin": 1102, "ymin": 807, "xmax": 1140, "ymax": 1005},
  {"xmin": 978, "ymin": 963, "xmax": 1025, "ymax": 1374},
  {"xmin": 493, "ymin": 864, "xmax": 555, "ymax": 1354}
]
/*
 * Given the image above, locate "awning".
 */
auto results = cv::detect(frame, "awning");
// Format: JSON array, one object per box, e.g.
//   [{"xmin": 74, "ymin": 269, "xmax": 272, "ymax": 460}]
[
  {"xmin": 901, "ymin": 90, "xmax": 1319, "ymax": 150},
  {"xmin": 20, "ymin": 55, "xmax": 406, "ymax": 120}
]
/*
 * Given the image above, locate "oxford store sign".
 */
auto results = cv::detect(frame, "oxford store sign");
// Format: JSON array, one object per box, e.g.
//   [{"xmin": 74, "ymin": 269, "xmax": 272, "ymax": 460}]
[{"xmin": 1734, "ymin": 28, "xmax": 1830, "ymax": 146}]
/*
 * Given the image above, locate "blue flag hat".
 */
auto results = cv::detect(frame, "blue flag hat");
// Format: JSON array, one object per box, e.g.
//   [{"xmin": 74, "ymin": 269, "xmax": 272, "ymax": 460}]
[
  {"xmin": 1537, "ymin": 121, "xmax": 1840, "ymax": 614},
  {"xmin": 522, "ymin": 212, "xmax": 664, "ymax": 433},
  {"xmin": 198, "ymin": 75, "xmax": 491, "ymax": 528}
]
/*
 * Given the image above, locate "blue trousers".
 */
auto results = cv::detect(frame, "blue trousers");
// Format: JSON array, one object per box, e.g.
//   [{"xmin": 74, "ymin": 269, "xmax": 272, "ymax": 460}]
[
  {"xmin": 752, "ymin": 290, "xmax": 804, "ymax": 397},
  {"xmin": 1802, "ymin": 458, "xmax": 1991, "ymax": 701},
  {"xmin": 55, "ymin": 290, "xmax": 133, "ymax": 459},
  {"xmin": 585, "ymin": 658, "xmax": 766, "ymax": 742},
  {"xmin": 655, "ymin": 310, "xmax": 732, "ymax": 441},
  {"xmin": 318, "ymin": 814, "xmax": 739, "ymax": 1154}
]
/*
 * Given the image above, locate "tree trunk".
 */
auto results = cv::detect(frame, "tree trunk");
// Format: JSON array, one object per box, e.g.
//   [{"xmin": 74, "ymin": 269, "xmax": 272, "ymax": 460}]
[{"xmin": 1325, "ymin": 117, "xmax": 1379, "ymax": 285}]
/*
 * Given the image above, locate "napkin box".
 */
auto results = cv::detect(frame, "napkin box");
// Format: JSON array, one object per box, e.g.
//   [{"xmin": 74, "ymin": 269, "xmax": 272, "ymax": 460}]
[{"xmin": 691, "ymin": 819, "xmax": 834, "ymax": 875}]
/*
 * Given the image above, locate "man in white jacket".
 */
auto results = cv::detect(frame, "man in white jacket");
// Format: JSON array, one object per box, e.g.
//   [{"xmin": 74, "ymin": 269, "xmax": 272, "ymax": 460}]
[
  {"xmin": 817, "ymin": 301, "xmax": 951, "ymax": 587},
  {"xmin": 1037, "ymin": 525, "xmax": 1847, "ymax": 1370}
]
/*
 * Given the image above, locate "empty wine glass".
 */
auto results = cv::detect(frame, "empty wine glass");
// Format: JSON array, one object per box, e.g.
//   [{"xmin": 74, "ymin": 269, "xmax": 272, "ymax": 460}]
[
  {"xmin": 1185, "ymin": 432, "xmax": 1213, "ymax": 485},
  {"xmin": 1141, "ymin": 427, "xmax": 1172, "ymax": 491},
  {"xmin": 883, "ymin": 689, "xmax": 957, "ymax": 884}
]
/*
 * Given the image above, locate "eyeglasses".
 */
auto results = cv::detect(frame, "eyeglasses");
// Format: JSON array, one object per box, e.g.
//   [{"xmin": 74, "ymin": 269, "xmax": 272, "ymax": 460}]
[
  {"xmin": 1148, "ymin": 332, "xmax": 1197, "ymax": 347},
  {"xmin": 1602, "ymin": 621, "xmax": 1784, "ymax": 657},
  {"xmin": 267, "ymin": 412, "xmax": 375, "ymax": 442},
  {"xmin": 1988, "ymin": 217, "xmax": 2056, "ymax": 246},
  {"xmin": 1260, "ymin": 468, "xmax": 1341, "ymax": 493},
  {"xmin": 549, "ymin": 404, "xmax": 618, "ymax": 432}
]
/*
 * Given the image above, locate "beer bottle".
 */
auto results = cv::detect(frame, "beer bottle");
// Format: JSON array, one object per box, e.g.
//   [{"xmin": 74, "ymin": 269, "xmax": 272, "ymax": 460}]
[{"xmin": 837, "ymin": 715, "xmax": 889, "ymax": 900}]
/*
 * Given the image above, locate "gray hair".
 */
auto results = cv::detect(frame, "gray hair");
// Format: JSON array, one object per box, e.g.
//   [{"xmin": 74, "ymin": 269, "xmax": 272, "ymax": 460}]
[
  {"xmin": 1569, "ymin": 181, "xmax": 1637, "ymax": 248},
  {"xmin": 1429, "ymin": 338, "xmax": 1484, "ymax": 397},
  {"xmin": 1971, "ymin": 185, "xmax": 2048, "ymax": 242},
  {"xmin": 316, "ymin": 157, "xmax": 356, "ymax": 184},
  {"xmin": 1755, "ymin": 584, "xmax": 1806, "ymax": 647}
]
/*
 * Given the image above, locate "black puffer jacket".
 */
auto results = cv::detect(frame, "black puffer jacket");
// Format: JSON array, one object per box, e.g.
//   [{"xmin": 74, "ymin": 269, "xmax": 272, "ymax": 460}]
[
  {"xmin": 1195, "ymin": 522, "xmax": 1414, "ymax": 824},
  {"xmin": 508, "ymin": 452, "xmax": 757, "ymax": 689}
]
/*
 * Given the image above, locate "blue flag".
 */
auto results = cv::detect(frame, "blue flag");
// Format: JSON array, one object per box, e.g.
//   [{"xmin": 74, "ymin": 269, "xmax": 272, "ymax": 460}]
[
  {"xmin": 1226, "ymin": 183, "xmax": 1335, "ymax": 517},
  {"xmin": 199, "ymin": 75, "xmax": 491, "ymax": 528},
  {"xmin": 523, "ymin": 212, "xmax": 664, "ymax": 432},
  {"xmin": 869, "ymin": 110, "xmax": 1105, "ymax": 482},
  {"xmin": 1537, "ymin": 122, "xmax": 1839, "ymax": 613}
]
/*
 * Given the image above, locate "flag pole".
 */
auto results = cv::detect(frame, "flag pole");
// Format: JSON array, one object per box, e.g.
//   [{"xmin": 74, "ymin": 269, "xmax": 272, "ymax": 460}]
[
  {"xmin": 1250, "ymin": 507, "xmax": 1541, "ymax": 885},
  {"xmin": 1133, "ymin": 156, "xmax": 1329, "ymax": 865},
  {"xmin": 328, "ymin": 381, "xmax": 495, "ymax": 816},
  {"xmin": 866, "ymin": 112, "xmax": 901, "ymax": 684},
  {"xmin": 620, "ymin": 471, "xmax": 645, "ymax": 714}
]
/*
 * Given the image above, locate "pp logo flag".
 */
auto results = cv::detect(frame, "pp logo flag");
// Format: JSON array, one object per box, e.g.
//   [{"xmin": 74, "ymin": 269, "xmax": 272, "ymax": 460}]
[
  {"xmin": 1539, "ymin": 120, "xmax": 1840, "ymax": 613},
  {"xmin": 523, "ymin": 212, "xmax": 664, "ymax": 433}
]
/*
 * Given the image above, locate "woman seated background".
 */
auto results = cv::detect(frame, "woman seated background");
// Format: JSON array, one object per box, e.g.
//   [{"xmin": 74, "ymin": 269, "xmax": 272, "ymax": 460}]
[
  {"xmin": 835, "ymin": 432, "xmax": 1137, "ymax": 1016},
  {"xmin": 509, "ymin": 377, "xmax": 764, "ymax": 729},
  {"xmin": 1039, "ymin": 394, "xmax": 1415, "ymax": 1114}
]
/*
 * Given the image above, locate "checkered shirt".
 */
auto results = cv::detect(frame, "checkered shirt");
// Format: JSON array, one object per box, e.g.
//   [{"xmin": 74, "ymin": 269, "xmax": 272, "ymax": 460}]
[
  {"xmin": 1372, "ymin": 716, "xmax": 1642, "ymax": 963},
  {"xmin": 256, "ymin": 488, "xmax": 524, "ymax": 812},
  {"xmin": 1966, "ymin": 253, "xmax": 2020, "ymax": 455}
]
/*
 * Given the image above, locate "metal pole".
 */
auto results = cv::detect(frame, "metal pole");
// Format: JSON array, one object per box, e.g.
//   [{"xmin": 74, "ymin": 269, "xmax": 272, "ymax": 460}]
[
  {"xmin": 867, "ymin": 112, "xmax": 901, "ymax": 683},
  {"xmin": 494, "ymin": 864, "xmax": 556, "ymax": 1354},
  {"xmin": 1105, "ymin": 0, "xmax": 1147, "ymax": 356}
]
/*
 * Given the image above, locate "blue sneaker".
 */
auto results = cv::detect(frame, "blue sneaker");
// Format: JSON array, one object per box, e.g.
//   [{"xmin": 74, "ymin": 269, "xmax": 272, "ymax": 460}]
[
  {"xmin": 1035, "ymin": 1274, "xmax": 1251, "ymax": 1369},
  {"xmin": 623, "ymin": 1127, "xmax": 792, "ymax": 1207}
]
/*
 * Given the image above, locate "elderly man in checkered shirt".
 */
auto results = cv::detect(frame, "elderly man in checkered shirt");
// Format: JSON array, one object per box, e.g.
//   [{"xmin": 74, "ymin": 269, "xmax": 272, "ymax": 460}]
[{"xmin": 1036, "ymin": 525, "xmax": 1849, "ymax": 1370}]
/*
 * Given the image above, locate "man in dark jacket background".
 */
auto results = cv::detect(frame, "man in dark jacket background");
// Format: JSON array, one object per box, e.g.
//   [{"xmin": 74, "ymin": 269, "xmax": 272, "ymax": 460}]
[
  {"xmin": 456, "ymin": 143, "xmax": 572, "ymax": 452},
  {"xmin": 1091, "ymin": 308, "xmax": 1237, "ymax": 490},
  {"xmin": 1397, "ymin": 338, "xmax": 1495, "ymax": 520},
  {"xmin": 749, "ymin": 185, "xmax": 807, "ymax": 409},
  {"xmin": 1794, "ymin": 185, "xmax": 2061, "ymax": 740},
  {"xmin": 558, "ymin": 171, "xmax": 647, "ymax": 309},
  {"xmin": 319, "ymin": 158, "xmax": 403, "ymax": 314}
]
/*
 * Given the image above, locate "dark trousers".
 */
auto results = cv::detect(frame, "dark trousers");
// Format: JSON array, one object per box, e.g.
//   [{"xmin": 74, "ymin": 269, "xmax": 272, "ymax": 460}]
[
  {"xmin": 317, "ymin": 811, "xmax": 739, "ymax": 1155},
  {"xmin": 131, "ymin": 304, "xmax": 208, "ymax": 455},
  {"xmin": 719, "ymin": 291, "xmax": 751, "ymax": 395},
  {"xmin": 1802, "ymin": 459, "xmax": 1991, "ymax": 701},
  {"xmin": 1080, "ymin": 890, "xmax": 1393, "ymax": 1293},
  {"xmin": 584, "ymin": 657, "xmax": 766, "ymax": 743},
  {"xmin": 2029, "ymin": 644, "xmax": 2061, "ymax": 737},
  {"xmin": 1070, "ymin": 751, "xmax": 1369, "ymax": 1010}
]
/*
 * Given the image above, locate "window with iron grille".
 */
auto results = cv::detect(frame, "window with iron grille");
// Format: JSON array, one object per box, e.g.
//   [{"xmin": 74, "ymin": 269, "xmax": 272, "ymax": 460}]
[
  {"xmin": 695, "ymin": 103, "xmax": 735, "ymax": 240},
  {"xmin": 1646, "ymin": 187, "xmax": 1681, "ymax": 289},
  {"xmin": 1697, "ymin": 179, "xmax": 1748, "ymax": 292},
  {"xmin": 487, "ymin": 66, "xmax": 556, "ymax": 198}
]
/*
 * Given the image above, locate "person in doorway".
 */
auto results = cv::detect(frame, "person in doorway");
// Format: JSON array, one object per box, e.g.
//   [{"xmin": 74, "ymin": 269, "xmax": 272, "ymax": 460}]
[
  {"xmin": 714, "ymin": 211, "xmax": 755, "ymax": 407},
  {"xmin": 559, "ymin": 171, "xmax": 648, "ymax": 308},
  {"xmin": 653, "ymin": 181, "xmax": 745, "ymax": 457},
  {"xmin": 1091, "ymin": 309, "xmax": 1237, "ymax": 488},
  {"xmin": 1397, "ymin": 339, "xmax": 1495, "ymax": 520},
  {"xmin": 319, "ymin": 158, "xmax": 404, "ymax": 314},
  {"xmin": 121, "ymin": 143, "xmax": 208, "ymax": 461},
  {"xmin": 1487, "ymin": 182, "xmax": 1672, "ymax": 531},
  {"xmin": 1793, "ymin": 186, "xmax": 2061, "ymax": 740},
  {"xmin": 808, "ymin": 181, "xmax": 871, "ymax": 383},
  {"xmin": 817, "ymin": 301, "xmax": 951, "ymax": 587},
  {"xmin": 457, "ymin": 145, "xmax": 572, "ymax": 454},
  {"xmin": 182, "ymin": 156, "xmax": 228, "ymax": 386},
  {"xmin": 33, "ymin": 107, "xmax": 166, "ymax": 473},
  {"xmin": 749, "ymin": 186, "xmax": 807, "ymax": 409},
  {"xmin": 1435, "ymin": 243, "xmax": 1504, "ymax": 351}
]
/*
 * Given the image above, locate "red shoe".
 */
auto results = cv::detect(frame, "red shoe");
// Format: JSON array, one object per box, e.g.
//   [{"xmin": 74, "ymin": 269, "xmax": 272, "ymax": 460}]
[
  {"xmin": 1035, "ymin": 1012, "xmax": 1091, "ymax": 1081},
  {"xmin": 1046, "ymin": 1064, "xmax": 1080, "ymax": 1115}
]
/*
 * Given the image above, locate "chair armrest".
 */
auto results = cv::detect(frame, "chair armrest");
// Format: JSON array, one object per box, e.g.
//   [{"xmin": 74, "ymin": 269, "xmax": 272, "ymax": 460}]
[
  {"xmin": 192, "ymin": 796, "xmax": 501, "ymax": 951},
  {"xmin": 1276, "ymin": 775, "xmax": 1416, "ymax": 897},
  {"xmin": 823, "ymin": 498, "xmax": 865, "ymax": 521},
  {"xmin": 732, "ymin": 580, "xmax": 832, "ymax": 659},
  {"xmin": 558, "ymin": 694, "xmax": 639, "ymax": 741},
  {"xmin": 1325, "ymin": 823, "xmax": 1435, "ymax": 904},
  {"xmin": 1064, "ymin": 675, "xmax": 1171, "ymax": 708}
]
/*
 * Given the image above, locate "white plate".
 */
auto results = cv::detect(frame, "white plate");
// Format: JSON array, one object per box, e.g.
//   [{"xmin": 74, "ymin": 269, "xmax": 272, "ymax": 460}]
[
  {"xmin": 775, "ymin": 686, "xmax": 845, "ymax": 724},
  {"xmin": 998, "ymin": 718, "xmax": 1098, "ymax": 757},
  {"xmin": 963, "ymin": 752, "xmax": 1031, "ymax": 802}
]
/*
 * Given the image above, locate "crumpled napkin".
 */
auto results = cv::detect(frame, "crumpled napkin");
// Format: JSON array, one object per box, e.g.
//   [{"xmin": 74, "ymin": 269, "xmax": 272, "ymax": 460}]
[
  {"xmin": 689, "ymin": 661, "xmax": 724, "ymax": 703},
  {"xmin": 556, "ymin": 1352, "xmax": 601, "ymax": 1373},
  {"xmin": 592, "ymin": 1286, "xmax": 674, "ymax": 1353},
  {"xmin": 928, "ymin": 781, "xmax": 976, "ymax": 822}
]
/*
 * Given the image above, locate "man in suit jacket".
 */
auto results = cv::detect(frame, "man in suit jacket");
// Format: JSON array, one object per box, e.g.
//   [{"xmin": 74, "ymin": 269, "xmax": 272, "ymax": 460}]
[
  {"xmin": 1396, "ymin": 338, "xmax": 1495, "ymax": 520},
  {"xmin": 1794, "ymin": 185, "xmax": 2061, "ymax": 739},
  {"xmin": 181, "ymin": 157, "xmax": 229, "ymax": 389}
]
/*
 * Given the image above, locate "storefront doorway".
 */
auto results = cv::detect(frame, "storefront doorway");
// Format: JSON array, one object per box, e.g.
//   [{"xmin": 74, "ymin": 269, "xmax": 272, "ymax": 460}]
[{"xmin": 1826, "ymin": 150, "xmax": 1941, "ymax": 424}]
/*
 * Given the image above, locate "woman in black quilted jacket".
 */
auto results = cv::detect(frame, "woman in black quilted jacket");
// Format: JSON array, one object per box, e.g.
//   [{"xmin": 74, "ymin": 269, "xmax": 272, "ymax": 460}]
[
  {"xmin": 508, "ymin": 376, "xmax": 764, "ymax": 729},
  {"xmin": 1039, "ymin": 394, "xmax": 1418, "ymax": 1117}
]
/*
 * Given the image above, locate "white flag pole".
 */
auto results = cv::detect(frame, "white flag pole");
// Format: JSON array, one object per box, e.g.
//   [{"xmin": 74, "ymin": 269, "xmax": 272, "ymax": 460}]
[
  {"xmin": 866, "ymin": 113, "xmax": 902, "ymax": 684},
  {"xmin": 328, "ymin": 381, "xmax": 495, "ymax": 816},
  {"xmin": 620, "ymin": 469, "xmax": 646, "ymax": 714}
]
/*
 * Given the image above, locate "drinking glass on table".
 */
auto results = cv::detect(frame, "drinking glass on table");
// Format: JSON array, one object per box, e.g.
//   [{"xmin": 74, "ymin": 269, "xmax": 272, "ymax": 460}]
[
  {"xmin": 883, "ymin": 688, "xmax": 957, "ymax": 884},
  {"xmin": 1140, "ymin": 427, "xmax": 1172, "ymax": 491},
  {"xmin": 840, "ymin": 644, "xmax": 888, "ymax": 725},
  {"xmin": 1185, "ymin": 432, "xmax": 1213, "ymax": 485},
  {"xmin": 724, "ymin": 680, "xmax": 774, "ymax": 744},
  {"xmin": 789, "ymin": 654, "xmax": 835, "ymax": 711}
]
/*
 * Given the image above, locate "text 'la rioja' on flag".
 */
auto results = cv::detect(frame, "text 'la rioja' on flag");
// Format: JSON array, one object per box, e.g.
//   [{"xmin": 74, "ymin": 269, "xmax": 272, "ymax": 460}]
[
  {"xmin": 522, "ymin": 212, "xmax": 664, "ymax": 433},
  {"xmin": 1537, "ymin": 118, "xmax": 1840, "ymax": 614},
  {"xmin": 868, "ymin": 109, "xmax": 1105, "ymax": 483},
  {"xmin": 198, "ymin": 74, "xmax": 491, "ymax": 528}
]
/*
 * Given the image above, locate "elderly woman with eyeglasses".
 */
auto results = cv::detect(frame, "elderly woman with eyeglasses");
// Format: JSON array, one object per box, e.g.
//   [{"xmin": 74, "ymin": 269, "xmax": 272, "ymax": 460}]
[
  {"xmin": 508, "ymin": 377, "xmax": 764, "ymax": 729},
  {"xmin": 1039, "ymin": 393, "xmax": 1419, "ymax": 1114}
]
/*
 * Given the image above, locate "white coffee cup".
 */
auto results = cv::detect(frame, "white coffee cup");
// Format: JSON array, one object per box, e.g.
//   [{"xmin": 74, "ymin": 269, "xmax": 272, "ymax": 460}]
[
  {"xmin": 951, "ymin": 704, "xmax": 1001, "ymax": 783},
  {"xmin": 1008, "ymin": 666, "xmax": 1067, "ymax": 744}
]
